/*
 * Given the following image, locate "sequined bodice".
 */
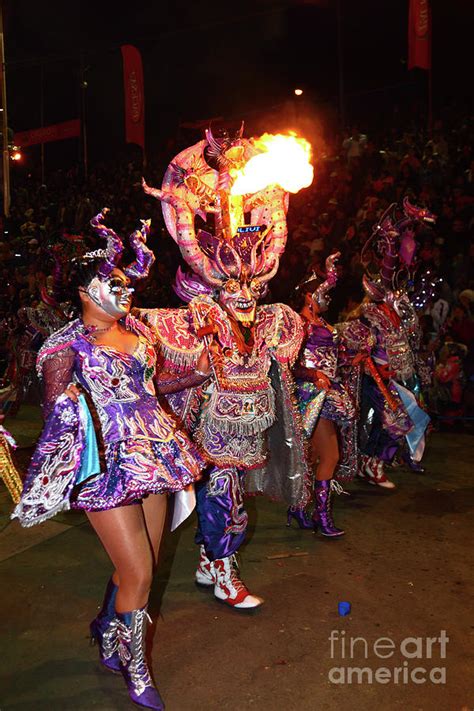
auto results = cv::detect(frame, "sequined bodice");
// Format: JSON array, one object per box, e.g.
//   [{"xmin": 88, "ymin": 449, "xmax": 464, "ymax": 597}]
[
  {"xmin": 71, "ymin": 334, "xmax": 174, "ymax": 443},
  {"xmin": 299, "ymin": 321, "xmax": 338, "ymax": 378}
]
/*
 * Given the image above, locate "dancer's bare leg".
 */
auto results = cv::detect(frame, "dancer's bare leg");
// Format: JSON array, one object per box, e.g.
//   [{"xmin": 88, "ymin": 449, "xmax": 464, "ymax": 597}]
[
  {"xmin": 310, "ymin": 417, "xmax": 345, "ymax": 536},
  {"xmin": 104, "ymin": 494, "xmax": 167, "ymax": 589},
  {"xmin": 142, "ymin": 493, "xmax": 168, "ymax": 566},
  {"xmin": 87, "ymin": 504, "xmax": 154, "ymax": 613},
  {"xmin": 310, "ymin": 417, "xmax": 340, "ymax": 481}
]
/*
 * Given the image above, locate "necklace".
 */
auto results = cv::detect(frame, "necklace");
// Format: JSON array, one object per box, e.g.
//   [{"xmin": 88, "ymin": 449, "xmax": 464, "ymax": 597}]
[{"xmin": 83, "ymin": 321, "xmax": 123, "ymax": 339}]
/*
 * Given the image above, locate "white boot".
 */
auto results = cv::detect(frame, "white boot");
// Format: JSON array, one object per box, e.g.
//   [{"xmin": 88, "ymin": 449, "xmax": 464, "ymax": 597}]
[
  {"xmin": 195, "ymin": 545, "xmax": 215, "ymax": 587},
  {"xmin": 213, "ymin": 554, "xmax": 264, "ymax": 610},
  {"xmin": 360, "ymin": 456, "xmax": 396, "ymax": 489},
  {"xmin": 374, "ymin": 458, "xmax": 396, "ymax": 489}
]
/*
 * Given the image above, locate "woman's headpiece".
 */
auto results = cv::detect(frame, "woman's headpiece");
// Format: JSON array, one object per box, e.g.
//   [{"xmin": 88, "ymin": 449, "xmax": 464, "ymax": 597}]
[
  {"xmin": 312, "ymin": 252, "xmax": 340, "ymax": 306},
  {"xmin": 84, "ymin": 209, "xmax": 155, "ymax": 282}
]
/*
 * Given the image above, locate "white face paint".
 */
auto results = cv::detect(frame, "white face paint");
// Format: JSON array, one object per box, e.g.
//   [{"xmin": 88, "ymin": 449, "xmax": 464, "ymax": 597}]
[
  {"xmin": 86, "ymin": 272, "xmax": 134, "ymax": 318},
  {"xmin": 312, "ymin": 290, "xmax": 330, "ymax": 313}
]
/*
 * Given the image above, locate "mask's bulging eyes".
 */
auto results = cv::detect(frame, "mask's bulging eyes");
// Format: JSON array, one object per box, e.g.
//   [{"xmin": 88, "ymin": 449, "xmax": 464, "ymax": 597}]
[
  {"xmin": 224, "ymin": 279, "xmax": 240, "ymax": 294},
  {"xmin": 250, "ymin": 279, "xmax": 262, "ymax": 296}
]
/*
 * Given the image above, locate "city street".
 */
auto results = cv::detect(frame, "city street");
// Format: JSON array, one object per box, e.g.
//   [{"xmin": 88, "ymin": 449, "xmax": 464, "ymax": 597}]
[{"xmin": 1, "ymin": 428, "xmax": 473, "ymax": 710}]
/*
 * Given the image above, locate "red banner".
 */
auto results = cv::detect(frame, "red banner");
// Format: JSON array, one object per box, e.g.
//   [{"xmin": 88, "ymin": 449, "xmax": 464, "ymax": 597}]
[
  {"xmin": 14, "ymin": 119, "xmax": 81, "ymax": 148},
  {"xmin": 121, "ymin": 45, "xmax": 145, "ymax": 150},
  {"xmin": 408, "ymin": 0, "xmax": 431, "ymax": 70}
]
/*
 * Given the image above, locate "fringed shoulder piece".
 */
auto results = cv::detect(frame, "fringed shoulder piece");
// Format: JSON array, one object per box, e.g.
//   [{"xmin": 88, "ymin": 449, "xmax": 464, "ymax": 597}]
[
  {"xmin": 134, "ymin": 307, "xmax": 203, "ymax": 372},
  {"xmin": 258, "ymin": 303, "xmax": 304, "ymax": 366},
  {"xmin": 361, "ymin": 302, "xmax": 396, "ymax": 333}
]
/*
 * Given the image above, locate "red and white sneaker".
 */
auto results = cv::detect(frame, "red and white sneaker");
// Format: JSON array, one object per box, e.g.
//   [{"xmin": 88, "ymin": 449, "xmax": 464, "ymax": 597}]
[
  {"xmin": 213, "ymin": 555, "xmax": 264, "ymax": 611},
  {"xmin": 195, "ymin": 545, "xmax": 215, "ymax": 588},
  {"xmin": 358, "ymin": 455, "xmax": 396, "ymax": 490}
]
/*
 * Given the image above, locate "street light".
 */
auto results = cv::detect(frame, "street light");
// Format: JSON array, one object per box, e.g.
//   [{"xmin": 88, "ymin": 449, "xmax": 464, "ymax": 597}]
[{"xmin": 294, "ymin": 88, "xmax": 303, "ymax": 96}]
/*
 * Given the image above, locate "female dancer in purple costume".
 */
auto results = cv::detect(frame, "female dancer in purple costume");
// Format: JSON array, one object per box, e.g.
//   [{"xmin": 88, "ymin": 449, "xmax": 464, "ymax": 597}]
[
  {"xmin": 13, "ymin": 211, "xmax": 210, "ymax": 711},
  {"xmin": 288, "ymin": 253, "xmax": 355, "ymax": 537}
]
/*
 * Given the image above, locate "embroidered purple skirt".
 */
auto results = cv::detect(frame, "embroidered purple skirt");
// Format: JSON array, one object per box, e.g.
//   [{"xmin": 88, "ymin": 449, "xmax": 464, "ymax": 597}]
[{"xmin": 73, "ymin": 431, "xmax": 206, "ymax": 511}]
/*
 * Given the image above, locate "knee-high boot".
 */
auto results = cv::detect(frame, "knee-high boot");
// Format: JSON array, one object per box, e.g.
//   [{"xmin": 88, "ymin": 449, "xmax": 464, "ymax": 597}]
[
  {"xmin": 115, "ymin": 605, "xmax": 165, "ymax": 710},
  {"xmin": 89, "ymin": 576, "xmax": 121, "ymax": 673},
  {"xmin": 312, "ymin": 480, "xmax": 345, "ymax": 537}
]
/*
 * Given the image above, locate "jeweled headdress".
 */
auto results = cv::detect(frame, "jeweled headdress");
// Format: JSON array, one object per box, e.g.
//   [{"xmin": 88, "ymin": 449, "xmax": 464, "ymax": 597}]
[
  {"xmin": 361, "ymin": 197, "xmax": 436, "ymax": 301},
  {"xmin": 143, "ymin": 126, "xmax": 312, "ymax": 298}
]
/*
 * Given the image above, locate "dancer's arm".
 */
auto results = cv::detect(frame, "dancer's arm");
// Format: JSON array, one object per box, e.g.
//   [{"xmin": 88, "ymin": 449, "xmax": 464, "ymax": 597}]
[
  {"xmin": 41, "ymin": 348, "xmax": 75, "ymax": 418},
  {"xmin": 155, "ymin": 347, "xmax": 211, "ymax": 394},
  {"xmin": 156, "ymin": 371, "xmax": 210, "ymax": 394}
]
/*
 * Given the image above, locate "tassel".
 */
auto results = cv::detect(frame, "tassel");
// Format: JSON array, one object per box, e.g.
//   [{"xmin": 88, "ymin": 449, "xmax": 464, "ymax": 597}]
[{"xmin": 0, "ymin": 429, "xmax": 23, "ymax": 504}]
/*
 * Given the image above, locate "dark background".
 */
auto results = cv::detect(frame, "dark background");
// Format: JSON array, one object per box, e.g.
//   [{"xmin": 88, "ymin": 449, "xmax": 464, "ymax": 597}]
[{"xmin": 3, "ymin": 0, "xmax": 474, "ymax": 168}]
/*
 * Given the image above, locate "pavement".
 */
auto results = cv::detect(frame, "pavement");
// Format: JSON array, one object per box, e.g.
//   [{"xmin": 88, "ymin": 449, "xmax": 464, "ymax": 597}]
[{"xmin": 1, "ymin": 420, "xmax": 473, "ymax": 711}]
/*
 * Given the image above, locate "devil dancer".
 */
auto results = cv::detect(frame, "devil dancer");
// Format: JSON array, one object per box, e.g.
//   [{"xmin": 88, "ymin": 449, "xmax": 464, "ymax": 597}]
[
  {"xmin": 139, "ymin": 125, "xmax": 312, "ymax": 610},
  {"xmin": 341, "ymin": 199, "xmax": 435, "ymax": 488},
  {"xmin": 288, "ymin": 252, "xmax": 355, "ymax": 536},
  {"xmin": 13, "ymin": 210, "xmax": 209, "ymax": 710}
]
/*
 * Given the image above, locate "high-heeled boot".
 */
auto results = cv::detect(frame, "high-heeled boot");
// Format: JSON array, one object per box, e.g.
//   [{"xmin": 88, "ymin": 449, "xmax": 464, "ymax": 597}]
[
  {"xmin": 89, "ymin": 577, "xmax": 121, "ymax": 673},
  {"xmin": 312, "ymin": 480, "xmax": 345, "ymax": 537},
  {"xmin": 401, "ymin": 449, "xmax": 426, "ymax": 473},
  {"xmin": 286, "ymin": 506, "xmax": 313, "ymax": 529},
  {"xmin": 116, "ymin": 606, "xmax": 165, "ymax": 710}
]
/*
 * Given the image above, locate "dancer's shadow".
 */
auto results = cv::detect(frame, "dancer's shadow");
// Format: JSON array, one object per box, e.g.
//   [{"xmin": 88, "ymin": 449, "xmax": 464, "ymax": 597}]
[
  {"xmin": 147, "ymin": 500, "xmax": 198, "ymax": 664},
  {"xmin": 149, "ymin": 502, "xmax": 184, "ymax": 614},
  {"xmin": 344, "ymin": 482, "xmax": 397, "ymax": 510},
  {"xmin": 0, "ymin": 658, "xmax": 131, "ymax": 710}
]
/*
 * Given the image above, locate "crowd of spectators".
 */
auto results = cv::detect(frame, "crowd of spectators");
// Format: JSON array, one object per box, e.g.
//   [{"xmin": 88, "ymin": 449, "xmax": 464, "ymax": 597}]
[
  {"xmin": 277, "ymin": 117, "xmax": 474, "ymax": 426},
  {"xmin": 0, "ymin": 114, "xmax": 473, "ymax": 427}
]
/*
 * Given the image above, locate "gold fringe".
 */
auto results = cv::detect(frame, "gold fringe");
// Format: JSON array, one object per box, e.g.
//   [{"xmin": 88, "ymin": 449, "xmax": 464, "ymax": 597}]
[{"xmin": 0, "ymin": 434, "xmax": 23, "ymax": 504}]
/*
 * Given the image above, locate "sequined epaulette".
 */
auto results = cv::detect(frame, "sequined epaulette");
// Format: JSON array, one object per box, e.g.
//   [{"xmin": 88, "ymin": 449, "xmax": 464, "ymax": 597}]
[{"xmin": 258, "ymin": 303, "xmax": 304, "ymax": 365}]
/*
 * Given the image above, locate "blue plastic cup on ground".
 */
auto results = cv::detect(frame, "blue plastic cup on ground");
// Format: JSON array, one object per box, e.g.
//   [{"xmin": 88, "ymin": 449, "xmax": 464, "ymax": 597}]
[{"xmin": 338, "ymin": 601, "xmax": 351, "ymax": 616}]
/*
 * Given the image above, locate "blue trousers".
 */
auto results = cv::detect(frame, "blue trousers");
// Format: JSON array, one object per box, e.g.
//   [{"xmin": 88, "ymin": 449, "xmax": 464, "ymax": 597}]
[{"xmin": 194, "ymin": 466, "xmax": 248, "ymax": 561}]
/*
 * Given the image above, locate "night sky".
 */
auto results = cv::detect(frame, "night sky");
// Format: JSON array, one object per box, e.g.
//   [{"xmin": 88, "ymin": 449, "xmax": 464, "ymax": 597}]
[{"xmin": 3, "ymin": 0, "xmax": 473, "ymax": 165}]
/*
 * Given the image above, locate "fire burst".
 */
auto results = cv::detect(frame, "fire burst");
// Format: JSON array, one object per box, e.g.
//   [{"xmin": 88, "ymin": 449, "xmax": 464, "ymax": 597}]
[{"xmin": 231, "ymin": 132, "xmax": 314, "ymax": 196}]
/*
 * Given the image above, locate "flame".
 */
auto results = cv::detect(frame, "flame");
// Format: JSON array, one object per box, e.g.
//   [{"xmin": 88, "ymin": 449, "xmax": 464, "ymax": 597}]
[{"xmin": 230, "ymin": 133, "xmax": 314, "ymax": 196}]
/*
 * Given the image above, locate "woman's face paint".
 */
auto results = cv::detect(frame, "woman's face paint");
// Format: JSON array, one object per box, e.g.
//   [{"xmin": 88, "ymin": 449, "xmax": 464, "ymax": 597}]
[
  {"xmin": 312, "ymin": 290, "xmax": 330, "ymax": 313},
  {"xmin": 86, "ymin": 269, "xmax": 134, "ymax": 317}
]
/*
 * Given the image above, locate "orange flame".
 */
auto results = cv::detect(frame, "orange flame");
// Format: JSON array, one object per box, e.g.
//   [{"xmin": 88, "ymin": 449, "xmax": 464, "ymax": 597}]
[{"xmin": 230, "ymin": 133, "xmax": 314, "ymax": 196}]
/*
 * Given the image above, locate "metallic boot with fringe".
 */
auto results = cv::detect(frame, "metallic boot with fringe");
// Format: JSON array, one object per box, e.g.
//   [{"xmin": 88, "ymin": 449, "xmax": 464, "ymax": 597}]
[
  {"xmin": 312, "ymin": 479, "xmax": 345, "ymax": 537},
  {"xmin": 286, "ymin": 506, "xmax": 314, "ymax": 529},
  {"xmin": 116, "ymin": 605, "xmax": 164, "ymax": 710}
]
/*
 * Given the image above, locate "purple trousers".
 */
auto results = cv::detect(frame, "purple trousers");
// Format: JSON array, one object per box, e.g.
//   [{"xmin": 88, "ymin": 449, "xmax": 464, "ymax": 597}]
[
  {"xmin": 360, "ymin": 375, "xmax": 400, "ymax": 463},
  {"xmin": 194, "ymin": 466, "xmax": 248, "ymax": 561}
]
